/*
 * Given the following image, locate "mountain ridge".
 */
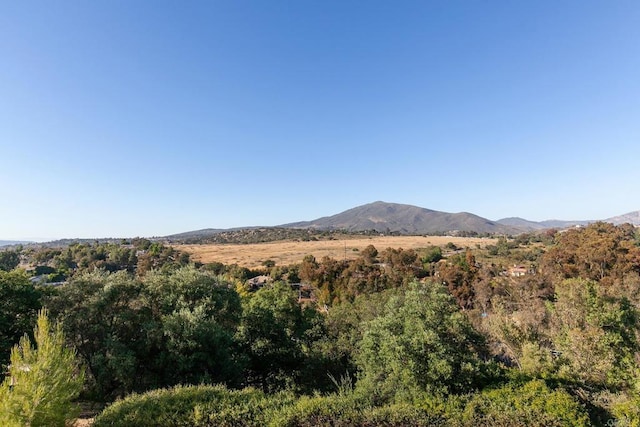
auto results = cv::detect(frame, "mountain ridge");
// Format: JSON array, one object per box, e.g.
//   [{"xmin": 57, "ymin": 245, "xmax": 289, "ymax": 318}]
[
  {"xmin": 8, "ymin": 204, "xmax": 639, "ymax": 244},
  {"xmin": 163, "ymin": 203, "xmax": 640, "ymax": 242},
  {"xmin": 281, "ymin": 201, "xmax": 518, "ymax": 235}
]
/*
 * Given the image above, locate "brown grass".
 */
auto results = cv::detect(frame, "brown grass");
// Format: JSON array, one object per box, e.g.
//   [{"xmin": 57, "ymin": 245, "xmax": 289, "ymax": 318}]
[{"xmin": 175, "ymin": 235, "xmax": 495, "ymax": 269}]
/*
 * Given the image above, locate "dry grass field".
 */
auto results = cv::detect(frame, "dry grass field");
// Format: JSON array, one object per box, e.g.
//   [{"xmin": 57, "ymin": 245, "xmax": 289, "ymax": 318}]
[{"xmin": 176, "ymin": 235, "xmax": 496, "ymax": 269}]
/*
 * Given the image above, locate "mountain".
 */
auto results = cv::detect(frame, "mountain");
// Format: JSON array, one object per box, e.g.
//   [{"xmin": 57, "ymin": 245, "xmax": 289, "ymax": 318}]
[
  {"xmin": 161, "ymin": 203, "xmax": 640, "ymax": 241},
  {"xmin": 282, "ymin": 201, "xmax": 516, "ymax": 235},
  {"xmin": 605, "ymin": 211, "xmax": 640, "ymax": 226}
]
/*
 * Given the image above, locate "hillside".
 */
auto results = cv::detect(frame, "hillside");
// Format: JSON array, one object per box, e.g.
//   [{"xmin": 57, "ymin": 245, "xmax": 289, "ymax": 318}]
[
  {"xmin": 496, "ymin": 217, "xmax": 547, "ymax": 231},
  {"xmin": 606, "ymin": 210, "xmax": 640, "ymax": 226},
  {"xmin": 496, "ymin": 217, "xmax": 593, "ymax": 230},
  {"xmin": 283, "ymin": 201, "xmax": 516, "ymax": 235}
]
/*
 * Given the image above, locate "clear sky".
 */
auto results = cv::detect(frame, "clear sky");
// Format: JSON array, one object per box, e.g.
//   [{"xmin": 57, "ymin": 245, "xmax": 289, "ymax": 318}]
[{"xmin": 1, "ymin": 1, "xmax": 639, "ymax": 240}]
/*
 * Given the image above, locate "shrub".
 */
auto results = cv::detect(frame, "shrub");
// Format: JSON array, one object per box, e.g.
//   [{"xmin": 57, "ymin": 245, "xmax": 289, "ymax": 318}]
[
  {"xmin": 269, "ymin": 393, "xmax": 445, "ymax": 427},
  {"xmin": 269, "ymin": 393, "xmax": 367, "ymax": 426},
  {"xmin": 456, "ymin": 379, "xmax": 590, "ymax": 427},
  {"xmin": 610, "ymin": 394, "xmax": 640, "ymax": 427},
  {"xmin": 93, "ymin": 384, "xmax": 295, "ymax": 427}
]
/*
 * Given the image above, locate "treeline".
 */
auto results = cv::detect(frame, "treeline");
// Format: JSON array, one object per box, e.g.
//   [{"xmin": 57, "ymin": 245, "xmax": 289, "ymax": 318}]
[
  {"xmin": 172, "ymin": 227, "xmax": 385, "ymax": 245},
  {"xmin": 2, "ymin": 222, "xmax": 640, "ymax": 425},
  {"xmin": 5, "ymin": 238, "xmax": 191, "ymax": 282}
]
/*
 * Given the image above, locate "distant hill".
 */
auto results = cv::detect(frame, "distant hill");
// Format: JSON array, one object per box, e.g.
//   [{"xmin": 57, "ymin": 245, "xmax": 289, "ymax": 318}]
[
  {"xmin": 164, "ymin": 228, "xmax": 227, "ymax": 240},
  {"xmin": 606, "ymin": 210, "xmax": 640, "ymax": 226},
  {"xmin": 497, "ymin": 217, "xmax": 593, "ymax": 230},
  {"xmin": 282, "ymin": 201, "xmax": 517, "ymax": 235},
  {"xmin": 0, "ymin": 240, "xmax": 33, "ymax": 247},
  {"xmin": 159, "ymin": 203, "xmax": 640, "ymax": 242},
  {"xmin": 496, "ymin": 217, "xmax": 547, "ymax": 231}
]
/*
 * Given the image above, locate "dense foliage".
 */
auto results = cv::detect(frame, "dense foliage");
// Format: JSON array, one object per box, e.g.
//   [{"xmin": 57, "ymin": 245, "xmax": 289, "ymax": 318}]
[
  {"xmin": 172, "ymin": 227, "xmax": 380, "ymax": 244},
  {"xmin": 2, "ymin": 222, "xmax": 640, "ymax": 425},
  {"xmin": 356, "ymin": 282, "xmax": 489, "ymax": 402},
  {"xmin": 0, "ymin": 270, "xmax": 43, "ymax": 367}
]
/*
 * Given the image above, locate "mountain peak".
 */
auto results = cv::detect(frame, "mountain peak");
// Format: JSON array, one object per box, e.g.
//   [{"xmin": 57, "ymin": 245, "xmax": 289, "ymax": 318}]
[{"xmin": 282, "ymin": 201, "xmax": 513, "ymax": 234}]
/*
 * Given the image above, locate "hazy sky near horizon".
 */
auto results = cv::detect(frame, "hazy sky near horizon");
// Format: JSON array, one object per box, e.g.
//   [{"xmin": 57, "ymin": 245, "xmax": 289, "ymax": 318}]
[{"xmin": 1, "ymin": 1, "xmax": 639, "ymax": 240}]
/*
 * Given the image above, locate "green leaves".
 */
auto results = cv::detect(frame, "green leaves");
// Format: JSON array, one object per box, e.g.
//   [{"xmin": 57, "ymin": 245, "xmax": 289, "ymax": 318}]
[
  {"xmin": 550, "ymin": 278, "xmax": 639, "ymax": 388},
  {"xmin": 0, "ymin": 270, "xmax": 43, "ymax": 368},
  {"xmin": 0, "ymin": 250, "xmax": 20, "ymax": 272},
  {"xmin": 356, "ymin": 282, "xmax": 489, "ymax": 403},
  {"xmin": 49, "ymin": 267, "xmax": 244, "ymax": 398},
  {"xmin": 0, "ymin": 310, "xmax": 84, "ymax": 427}
]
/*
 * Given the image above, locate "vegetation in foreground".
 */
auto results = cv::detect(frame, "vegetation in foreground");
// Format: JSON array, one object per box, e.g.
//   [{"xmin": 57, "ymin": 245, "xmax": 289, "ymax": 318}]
[{"xmin": 1, "ymin": 222, "xmax": 640, "ymax": 425}]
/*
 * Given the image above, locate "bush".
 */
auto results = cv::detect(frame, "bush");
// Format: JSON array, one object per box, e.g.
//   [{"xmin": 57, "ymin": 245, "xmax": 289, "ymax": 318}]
[
  {"xmin": 610, "ymin": 394, "xmax": 640, "ymax": 427},
  {"xmin": 93, "ymin": 384, "xmax": 295, "ymax": 427},
  {"xmin": 269, "ymin": 393, "xmax": 445, "ymax": 427},
  {"xmin": 455, "ymin": 379, "xmax": 590, "ymax": 427},
  {"xmin": 269, "ymin": 393, "xmax": 366, "ymax": 426}
]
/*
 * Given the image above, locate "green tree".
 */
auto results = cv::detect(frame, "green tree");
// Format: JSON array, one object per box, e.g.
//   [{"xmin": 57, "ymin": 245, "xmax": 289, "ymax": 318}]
[
  {"xmin": 143, "ymin": 267, "xmax": 243, "ymax": 387},
  {"xmin": 236, "ymin": 282, "xmax": 322, "ymax": 392},
  {"xmin": 47, "ymin": 270, "xmax": 158, "ymax": 398},
  {"xmin": 49, "ymin": 267, "xmax": 244, "ymax": 399},
  {"xmin": 0, "ymin": 310, "xmax": 84, "ymax": 427},
  {"xmin": 356, "ymin": 282, "xmax": 489, "ymax": 403},
  {"xmin": 312, "ymin": 289, "xmax": 399, "ymax": 391},
  {"xmin": 549, "ymin": 278, "xmax": 638, "ymax": 388},
  {"xmin": 420, "ymin": 245, "xmax": 443, "ymax": 264},
  {"xmin": 0, "ymin": 271, "xmax": 42, "ymax": 368},
  {"xmin": 0, "ymin": 250, "xmax": 20, "ymax": 272}
]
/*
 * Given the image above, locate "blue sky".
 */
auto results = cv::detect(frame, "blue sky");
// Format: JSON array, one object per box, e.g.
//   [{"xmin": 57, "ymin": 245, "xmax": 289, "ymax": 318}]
[{"xmin": 1, "ymin": 1, "xmax": 639, "ymax": 240}]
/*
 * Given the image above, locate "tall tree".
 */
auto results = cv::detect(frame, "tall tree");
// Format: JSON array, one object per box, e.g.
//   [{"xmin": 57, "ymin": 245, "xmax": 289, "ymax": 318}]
[{"xmin": 236, "ymin": 282, "xmax": 322, "ymax": 392}]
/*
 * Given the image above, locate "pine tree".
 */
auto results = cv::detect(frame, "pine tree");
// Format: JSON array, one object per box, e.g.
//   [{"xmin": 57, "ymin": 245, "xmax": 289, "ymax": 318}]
[{"xmin": 0, "ymin": 309, "xmax": 84, "ymax": 427}]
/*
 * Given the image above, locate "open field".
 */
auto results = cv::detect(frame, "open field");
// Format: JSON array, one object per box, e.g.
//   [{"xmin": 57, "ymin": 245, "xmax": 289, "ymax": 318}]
[{"xmin": 176, "ymin": 235, "xmax": 496, "ymax": 269}]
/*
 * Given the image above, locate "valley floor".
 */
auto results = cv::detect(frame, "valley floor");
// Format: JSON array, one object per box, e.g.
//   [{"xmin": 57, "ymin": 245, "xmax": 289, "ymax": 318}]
[{"xmin": 176, "ymin": 235, "xmax": 494, "ymax": 268}]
